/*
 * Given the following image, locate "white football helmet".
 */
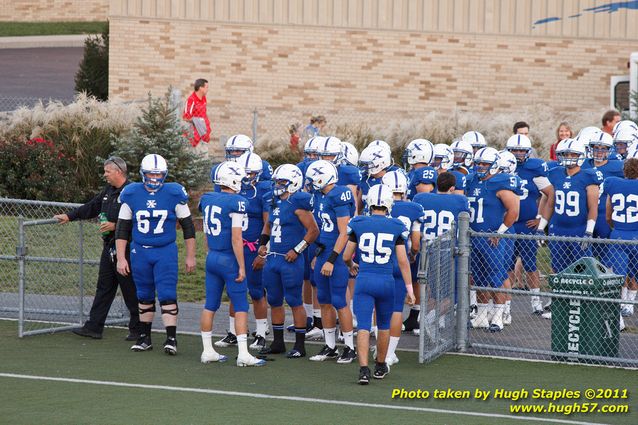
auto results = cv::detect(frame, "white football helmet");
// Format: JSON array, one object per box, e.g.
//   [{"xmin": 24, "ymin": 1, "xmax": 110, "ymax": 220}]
[
  {"xmin": 556, "ymin": 138, "xmax": 587, "ymax": 168},
  {"xmin": 304, "ymin": 160, "xmax": 338, "ymax": 191},
  {"xmin": 473, "ymin": 147, "xmax": 500, "ymax": 179},
  {"xmin": 213, "ymin": 161, "xmax": 245, "ymax": 192},
  {"xmin": 318, "ymin": 136, "xmax": 343, "ymax": 164},
  {"xmin": 613, "ymin": 128, "xmax": 637, "ymax": 158},
  {"xmin": 272, "ymin": 164, "xmax": 303, "ymax": 196},
  {"xmin": 365, "ymin": 184, "xmax": 394, "ymax": 214},
  {"xmin": 340, "ymin": 142, "xmax": 359, "ymax": 166},
  {"xmin": 225, "ymin": 134, "xmax": 254, "ymax": 160},
  {"xmin": 368, "ymin": 139, "xmax": 392, "ymax": 154},
  {"xmin": 450, "ymin": 139, "xmax": 474, "ymax": 168},
  {"xmin": 303, "ymin": 136, "xmax": 321, "ymax": 161},
  {"xmin": 403, "ymin": 139, "xmax": 434, "ymax": 168},
  {"xmin": 626, "ymin": 144, "xmax": 638, "ymax": 160},
  {"xmin": 432, "ymin": 144, "xmax": 454, "ymax": 171},
  {"xmin": 236, "ymin": 152, "xmax": 263, "ymax": 185},
  {"xmin": 381, "ymin": 170, "xmax": 408, "ymax": 194},
  {"xmin": 140, "ymin": 154, "xmax": 168, "ymax": 192},
  {"xmin": 613, "ymin": 120, "xmax": 638, "ymax": 137},
  {"xmin": 505, "ymin": 134, "xmax": 532, "ymax": 163},
  {"xmin": 462, "ymin": 131, "xmax": 486, "ymax": 153},
  {"xmin": 497, "ymin": 150, "xmax": 518, "ymax": 175},
  {"xmin": 588, "ymin": 132, "xmax": 614, "ymax": 161},
  {"xmin": 359, "ymin": 145, "xmax": 392, "ymax": 176}
]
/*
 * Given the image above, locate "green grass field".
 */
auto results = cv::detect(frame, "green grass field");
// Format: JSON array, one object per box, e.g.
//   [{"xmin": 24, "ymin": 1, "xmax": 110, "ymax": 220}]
[
  {"xmin": 0, "ymin": 320, "xmax": 635, "ymax": 425},
  {"xmin": 0, "ymin": 21, "xmax": 107, "ymax": 37}
]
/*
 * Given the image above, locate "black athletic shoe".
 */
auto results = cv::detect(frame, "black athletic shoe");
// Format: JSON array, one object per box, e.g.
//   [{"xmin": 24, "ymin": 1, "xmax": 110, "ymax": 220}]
[
  {"xmin": 249, "ymin": 335, "xmax": 267, "ymax": 351},
  {"xmin": 125, "ymin": 332, "xmax": 140, "ymax": 341},
  {"xmin": 373, "ymin": 362, "xmax": 390, "ymax": 379},
  {"xmin": 402, "ymin": 315, "xmax": 419, "ymax": 332},
  {"xmin": 358, "ymin": 366, "xmax": 371, "ymax": 385},
  {"xmin": 286, "ymin": 348, "xmax": 306, "ymax": 358},
  {"xmin": 131, "ymin": 335, "xmax": 152, "ymax": 352},
  {"xmin": 72, "ymin": 326, "xmax": 102, "ymax": 339},
  {"xmin": 215, "ymin": 332, "xmax": 237, "ymax": 347},
  {"xmin": 309, "ymin": 345, "xmax": 339, "ymax": 361},
  {"xmin": 259, "ymin": 344, "xmax": 286, "ymax": 355},
  {"xmin": 337, "ymin": 346, "xmax": 357, "ymax": 364},
  {"xmin": 163, "ymin": 337, "xmax": 177, "ymax": 355}
]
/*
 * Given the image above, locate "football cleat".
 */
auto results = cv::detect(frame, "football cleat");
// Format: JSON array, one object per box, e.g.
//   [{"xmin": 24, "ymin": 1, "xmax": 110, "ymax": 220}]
[
  {"xmin": 621, "ymin": 306, "xmax": 633, "ymax": 317},
  {"xmin": 215, "ymin": 332, "xmax": 237, "ymax": 347},
  {"xmin": 286, "ymin": 349, "xmax": 306, "ymax": 358},
  {"xmin": 385, "ymin": 353, "xmax": 400, "ymax": 366},
  {"xmin": 163, "ymin": 337, "xmax": 177, "ymax": 355},
  {"xmin": 532, "ymin": 305, "xmax": 544, "ymax": 315},
  {"xmin": 259, "ymin": 343, "xmax": 286, "ymax": 355},
  {"xmin": 201, "ymin": 350, "xmax": 228, "ymax": 363},
  {"xmin": 309, "ymin": 345, "xmax": 340, "ymax": 362},
  {"xmin": 503, "ymin": 312, "xmax": 512, "ymax": 326},
  {"xmin": 402, "ymin": 316, "xmax": 419, "ymax": 333},
  {"xmin": 358, "ymin": 366, "xmax": 371, "ymax": 385},
  {"xmin": 470, "ymin": 316, "xmax": 490, "ymax": 329},
  {"xmin": 305, "ymin": 327, "xmax": 323, "ymax": 340},
  {"xmin": 249, "ymin": 335, "xmax": 266, "ymax": 351},
  {"xmin": 130, "ymin": 335, "xmax": 152, "ymax": 352},
  {"xmin": 337, "ymin": 346, "xmax": 357, "ymax": 364},
  {"xmin": 237, "ymin": 354, "xmax": 267, "ymax": 367},
  {"xmin": 469, "ymin": 304, "xmax": 478, "ymax": 319},
  {"xmin": 373, "ymin": 362, "xmax": 390, "ymax": 379}
]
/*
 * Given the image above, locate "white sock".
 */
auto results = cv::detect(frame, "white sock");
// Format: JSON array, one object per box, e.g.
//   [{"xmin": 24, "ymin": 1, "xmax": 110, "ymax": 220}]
[
  {"xmin": 324, "ymin": 327, "xmax": 336, "ymax": 349},
  {"xmin": 255, "ymin": 319, "xmax": 267, "ymax": 337},
  {"xmin": 343, "ymin": 330, "xmax": 354, "ymax": 350},
  {"xmin": 201, "ymin": 331, "xmax": 215, "ymax": 353},
  {"xmin": 470, "ymin": 290, "xmax": 477, "ymax": 306},
  {"xmin": 387, "ymin": 336, "xmax": 400, "ymax": 360},
  {"xmin": 492, "ymin": 303, "xmax": 505, "ymax": 324},
  {"xmin": 229, "ymin": 316, "xmax": 236, "ymax": 335},
  {"xmin": 475, "ymin": 303, "xmax": 489, "ymax": 321},
  {"xmin": 313, "ymin": 308, "xmax": 321, "ymax": 318},
  {"xmin": 304, "ymin": 303, "xmax": 313, "ymax": 318},
  {"xmin": 505, "ymin": 300, "xmax": 511, "ymax": 315},
  {"xmin": 237, "ymin": 334, "xmax": 248, "ymax": 357},
  {"xmin": 621, "ymin": 286, "xmax": 628, "ymax": 300},
  {"xmin": 627, "ymin": 290, "xmax": 637, "ymax": 312},
  {"xmin": 530, "ymin": 287, "xmax": 541, "ymax": 306}
]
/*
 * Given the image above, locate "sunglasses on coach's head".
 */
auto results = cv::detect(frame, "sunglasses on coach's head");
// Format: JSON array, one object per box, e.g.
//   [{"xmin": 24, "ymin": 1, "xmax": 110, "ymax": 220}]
[{"xmin": 105, "ymin": 157, "xmax": 125, "ymax": 173}]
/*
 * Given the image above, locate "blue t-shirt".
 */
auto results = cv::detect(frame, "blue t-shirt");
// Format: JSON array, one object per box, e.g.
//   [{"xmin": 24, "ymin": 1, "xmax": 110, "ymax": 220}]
[
  {"xmin": 413, "ymin": 192, "xmax": 470, "ymax": 240},
  {"xmin": 466, "ymin": 173, "xmax": 519, "ymax": 232},
  {"xmin": 602, "ymin": 177, "xmax": 638, "ymax": 234},
  {"xmin": 547, "ymin": 167, "xmax": 603, "ymax": 234},
  {"xmin": 267, "ymin": 191, "xmax": 313, "ymax": 253},
  {"xmin": 317, "ymin": 186, "xmax": 355, "ymax": 250},
  {"xmin": 515, "ymin": 158, "xmax": 549, "ymax": 223},
  {"xmin": 406, "ymin": 166, "xmax": 437, "ymax": 200},
  {"xmin": 347, "ymin": 215, "xmax": 408, "ymax": 275},
  {"xmin": 239, "ymin": 180, "xmax": 270, "ymax": 242},
  {"xmin": 199, "ymin": 192, "xmax": 247, "ymax": 253},
  {"xmin": 119, "ymin": 182, "xmax": 189, "ymax": 247}
]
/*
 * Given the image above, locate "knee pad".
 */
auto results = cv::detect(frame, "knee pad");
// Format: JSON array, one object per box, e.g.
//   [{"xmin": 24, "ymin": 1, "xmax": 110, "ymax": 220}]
[
  {"xmin": 160, "ymin": 300, "xmax": 179, "ymax": 316},
  {"xmin": 138, "ymin": 300, "xmax": 156, "ymax": 315}
]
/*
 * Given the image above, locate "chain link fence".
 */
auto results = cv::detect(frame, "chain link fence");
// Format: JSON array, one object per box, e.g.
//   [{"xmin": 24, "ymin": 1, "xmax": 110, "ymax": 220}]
[
  {"xmin": 0, "ymin": 96, "xmax": 75, "ymax": 113},
  {"xmin": 0, "ymin": 198, "xmax": 127, "ymax": 336}
]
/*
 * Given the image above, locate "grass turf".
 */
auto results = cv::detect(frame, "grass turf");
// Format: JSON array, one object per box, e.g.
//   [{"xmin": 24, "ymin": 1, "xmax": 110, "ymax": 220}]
[
  {"xmin": 0, "ymin": 321, "xmax": 635, "ymax": 425},
  {"xmin": 0, "ymin": 21, "xmax": 107, "ymax": 37}
]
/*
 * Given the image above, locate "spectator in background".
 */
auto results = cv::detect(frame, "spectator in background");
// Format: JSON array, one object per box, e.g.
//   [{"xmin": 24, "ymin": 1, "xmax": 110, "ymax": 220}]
[
  {"xmin": 302, "ymin": 115, "xmax": 326, "ymax": 141},
  {"xmin": 601, "ymin": 110, "xmax": 621, "ymax": 135},
  {"xmin": 183, "ymin": 78, "xmax": 211, "ymax": 156},
  {"xmin": 550, "ymin": 122, "xmax": 574, "ymax": 161},
  {"xmin": 513, "ymin": 121, "xmax": 539, "ymax": 158},
  {"xmin": 289, "ymin": 123, "xmax": 301, "ymax": 160}
]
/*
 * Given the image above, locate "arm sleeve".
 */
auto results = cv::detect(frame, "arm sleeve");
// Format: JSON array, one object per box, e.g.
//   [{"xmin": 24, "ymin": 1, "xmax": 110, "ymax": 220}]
[
  {"xmin": 118, "ymin": 203, "xmax": 133, "ymax": 220},
  {"xmin": 179, "ymin": 216, "xmax": 196, "ymax": 239},
  {"xmin": 115, "ymin": 219, "xmax": 132, "ymax": 241},
  {"xmin": 348, "ymin": 233, "xmax": 357, "ymax": 242},
  {"xmin": 66, "ymin": 187, "xmax": 106, "ymax": 221},
  {"xmin": 532, "ymin": 176, "xmax": 552, "ymax": 191},
  {"xmin": 395, "ymin": 236, "xmax": 405, "ymax": 246},
  {"xmin": 230, "ymin": 213, "xmax": 244, "ymax": 228},
  {"xmin": 182, "ymin": 96, "xmax": 194, "ymax": 120},
  {"xmin": 175, "ymin": 203, "xmax": 191, "ymax": 219}
]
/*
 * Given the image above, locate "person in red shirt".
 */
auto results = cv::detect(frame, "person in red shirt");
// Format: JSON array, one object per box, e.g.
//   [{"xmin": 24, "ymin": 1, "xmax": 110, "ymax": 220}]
[
  {"xmin": 183, "ymin": 78, "xmax": 211, "ymax": 148},
  {"xmin": 549, "ymin": 122, "xmax": 573, "ymax": 161}
]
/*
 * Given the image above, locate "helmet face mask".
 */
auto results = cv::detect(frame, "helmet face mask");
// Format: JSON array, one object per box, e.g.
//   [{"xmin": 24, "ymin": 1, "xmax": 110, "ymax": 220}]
[
  {"xmin": 508, "ymin": 148, "xmax": 529, "ymax": 163},
  {"xmin": 590, "ymin": 144, "xmax": 610, "ymax": 162},
  {"xmin": 432, "ymin": 144, "xmax": 453, "ymax": 171},
  {"xmin": 225, "ymin": 134, "xmax": 254, "ymax": 160},
  {"xmin": 140, "ymin": 154, "xmax": 168, "ymax": 192},
  {"xmin": 318, "ymin": 136, "xmax": 343, "ymax": 164},
  {"xmin": 236, "ymin": 152, "xmax": 263, "ymax": 187},
  {"xmin": 473, "ymin": 147, "xmax": 499, "ymax": 179},
  {"xmin": 359, "ymin": 146, "xmax": 391, "ymax": 176},
  {"xmin": 450, "ymin": 140, "xmax": 473, "ymax": 168},
  {"xmin": 505, "ymin": 134, "xmax": 532, "ymax": 163},
  {"xmin": 557, "ymin": 138, "xmax": 586, "ymax": 168},
  {"xmin": 305, "ymin": 160, "xmax": 338, "ymax": 192},
  {"xmin": 272, "ymin": 164, "xmax": 303, "ymax": 196}
]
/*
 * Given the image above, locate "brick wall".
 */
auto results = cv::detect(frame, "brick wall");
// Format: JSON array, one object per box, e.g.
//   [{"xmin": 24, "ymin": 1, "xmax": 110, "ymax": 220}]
[{"xmin": 0, "ymin": 0, "xmax": 107, "ymax": 22}]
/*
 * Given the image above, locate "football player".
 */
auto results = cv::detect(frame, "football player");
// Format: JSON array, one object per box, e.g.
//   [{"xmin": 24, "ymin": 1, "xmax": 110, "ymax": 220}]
[
  {"xmin": 306, "ymin": 160, "xmax": 357, "ymax": 363},
  {"xmin": 199, "ymin": 161, "xmax": 265, "ymax": 367},
  {"xmin": 254, "ymin": 164, "xmax": 319, "ymax": 357},
  {"xmin": 381, "ymin": 171, "xmax": 424, "ymax": 364},
  {"xmin": 358, "ymin": 144, "xmax": 393, "ymax": 213},
  {"xmin": 403, "ymin": 138, "xmax": 436, "ymax": 200},
  {"xmin": 461, "ymin": 130, "xmax": 487, "ymax": 155},
  {"xmin": 466, "ymin": 148, "xmax": 520, "ymax": 332},
  {"xmin": 450, "ymin": 138, "xmax": 475, "ymax": 193},
  {"xmin": 343, "ymin": 184, "xmax": 415, "ymax": 384},
  {"xmin": 505, "ymin": 134, "xmax": 554, "ymax": 314},
  {"xmin": 224, "ymin": 133, "xmax": 274, "ymax": 180},
  {"xmin": 115, "ymin": 154, "xmax": 196, "ymax": 355}
]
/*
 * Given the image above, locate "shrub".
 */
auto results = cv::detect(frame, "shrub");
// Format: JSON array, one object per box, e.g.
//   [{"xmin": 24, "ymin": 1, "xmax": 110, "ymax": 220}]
[{"xmin": 74, "ymin": 26, "xmax": 109, "ymax": 101}]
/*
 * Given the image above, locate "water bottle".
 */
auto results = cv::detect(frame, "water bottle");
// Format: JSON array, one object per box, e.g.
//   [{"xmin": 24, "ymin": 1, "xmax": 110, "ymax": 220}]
[{"xmin": 99, "ymin": 212, "xmax": 110, "ymax": 236}]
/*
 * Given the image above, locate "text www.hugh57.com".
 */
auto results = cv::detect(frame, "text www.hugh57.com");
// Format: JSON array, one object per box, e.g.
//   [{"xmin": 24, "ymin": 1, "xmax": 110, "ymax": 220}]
[{"xmin": 510, "ymin": 402, "xmax": 629, "ymax": 416}]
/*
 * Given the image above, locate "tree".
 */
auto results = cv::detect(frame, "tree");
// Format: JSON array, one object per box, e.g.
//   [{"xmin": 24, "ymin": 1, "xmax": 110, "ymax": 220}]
[{"xmin": 74, "ymin": 27, "xmax": 109, "ymax": 100}]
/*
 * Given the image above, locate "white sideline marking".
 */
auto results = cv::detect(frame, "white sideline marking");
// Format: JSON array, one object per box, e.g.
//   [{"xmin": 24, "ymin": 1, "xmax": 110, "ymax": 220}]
[{"xmin": 0, "ymin": 373, "xmax": 608, "ymax": 425}]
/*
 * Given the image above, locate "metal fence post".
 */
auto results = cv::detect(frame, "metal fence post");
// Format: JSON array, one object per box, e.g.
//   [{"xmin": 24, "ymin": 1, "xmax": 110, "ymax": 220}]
[
  {"xmin": 455, "ymin": 212, "xmax": 470, "ymax": 352},
  {"xmin": 252, "ymin": 108, "xmax": 258, "ymax": 143},
  {"xmin": 17, "ymin": 217, "xmax": 26, "ymax": 338}
]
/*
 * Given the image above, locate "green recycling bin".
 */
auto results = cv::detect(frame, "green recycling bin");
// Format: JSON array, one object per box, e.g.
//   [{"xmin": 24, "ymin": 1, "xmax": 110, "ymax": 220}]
[{"xmin": 548, "ymin": 257, "xmax": 623, "ymax": 362}]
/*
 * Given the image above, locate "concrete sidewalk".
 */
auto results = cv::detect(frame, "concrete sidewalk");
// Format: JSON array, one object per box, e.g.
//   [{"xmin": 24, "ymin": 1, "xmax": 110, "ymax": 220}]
[{"xmin": 0, "ymin": 34, "xmax": 93, "ymax": 49}]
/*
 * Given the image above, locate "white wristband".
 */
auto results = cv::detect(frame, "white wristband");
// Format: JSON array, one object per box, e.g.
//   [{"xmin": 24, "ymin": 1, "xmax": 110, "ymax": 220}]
[
  {"xmin": 538, "ymin": 217, "xmax": 548, "ymax": 231},
  {"xmin": 497, "ymin": 224, "xmax": 509, "ymax": 234},
  {"xmin": 535, "ymin": 214, "xmax": 542, "ymax": 220},
  {"xmin": 586, "ymin": 219, "xmax": 595, "ymax": 234}
]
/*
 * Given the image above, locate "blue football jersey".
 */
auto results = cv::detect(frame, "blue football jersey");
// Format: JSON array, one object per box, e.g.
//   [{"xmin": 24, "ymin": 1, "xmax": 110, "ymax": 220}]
[
  {"xmin": 261, "ymin": 160, "xmax": 274, "ymax": 181},
  {"xmin": 413, "ymin": 192, "xmax": 470, "ymax": 240},
  {"xmin": 296, "ymin": 159, "xmax": 312, "ymax": 179},
  {"xmin": 515, "ymin": 158, "xmax": 549, "ymax": 222},
  {"xmin": 546, "ymin": 160, "xmax": 562, "ymax": 170},
  {"xmin": 359, "ymin": 174, "xmax": 384, "ymax": 202},
  {"xmin": 337, "ymin": 164, "xmax": 361, "ymax": 187},
  {"xmin": 603, "ymin": 177, "xmax": 638, "ymax": 233},
  {"xmin": 449, "ymin": 169, "xmax": 468, "ymax": 194},
  {"xmin": 239, "ymin": 180, "xmax": 270, "ymax": 241},
  {"xmin": 199, "ymin": 192, "xmax": 247, "ymax": 253},
  {"xmin": 347, "ymin": 215, "xmax": 408, "ymax": 274},
  {"xmin": 588, "ymin": 160, "xmax": 624, "ymax": 238},
  {"xmin": 390, "ymin": 200, "xmax": 425, "ymax": 241},
  {"xmin": 406, "ymin": 166, "xmax": 437, "ymax": 200},
  {"xmin": 267, "ymin": 191, "xmax": 313, "ymax": 253},
  {"xmin": 317, "ymin": 186, "xmax": 355, "ymax": 249},
  {"xmin": 466, "ymin": 173, "xmax": 519, "ymax": 232},
  {"xmin": 119, "ymin": 182, "xmax": 189, "ymax": 247},
  {"xmin": 547, "ymin": 167, "xmax": 603, "ymax": 233}
]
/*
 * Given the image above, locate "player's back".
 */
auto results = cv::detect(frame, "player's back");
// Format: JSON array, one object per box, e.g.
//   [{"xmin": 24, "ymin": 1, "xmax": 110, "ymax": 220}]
[
  {"xmin": 239, "ymin": 180, "xmax": 270, "ymax": 241},
  {"xmin": 406, "ymin": 166, "xmax": 436, "ymax": 200},
  {"xmin": 516, "ymin": 158, "xmax": 548, "ymax": 222},
  {"xmin": 413, "ymin": 192, "xmax": 469, "ymax": 239},
  {"xmin": 337, "ymin": 164, "xmax": 361, "ymax": 187},
  {"xmin": 199, "ymin": 191, "xmax": 247, "ymax": 253},
  {"xmin": 120, "ymin": 182, "xmax": 187, "ymax": 247},
  {"xmin": 317, "ymin": 185, "xmax": 355, "ymax": 248},
  {"xmin": 605, "ymin": 177, "xmax": 638, "ymax": 235},
  {"xmin": 348, "ymin": 215, "xmax": 407, "ymax": 275}
]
